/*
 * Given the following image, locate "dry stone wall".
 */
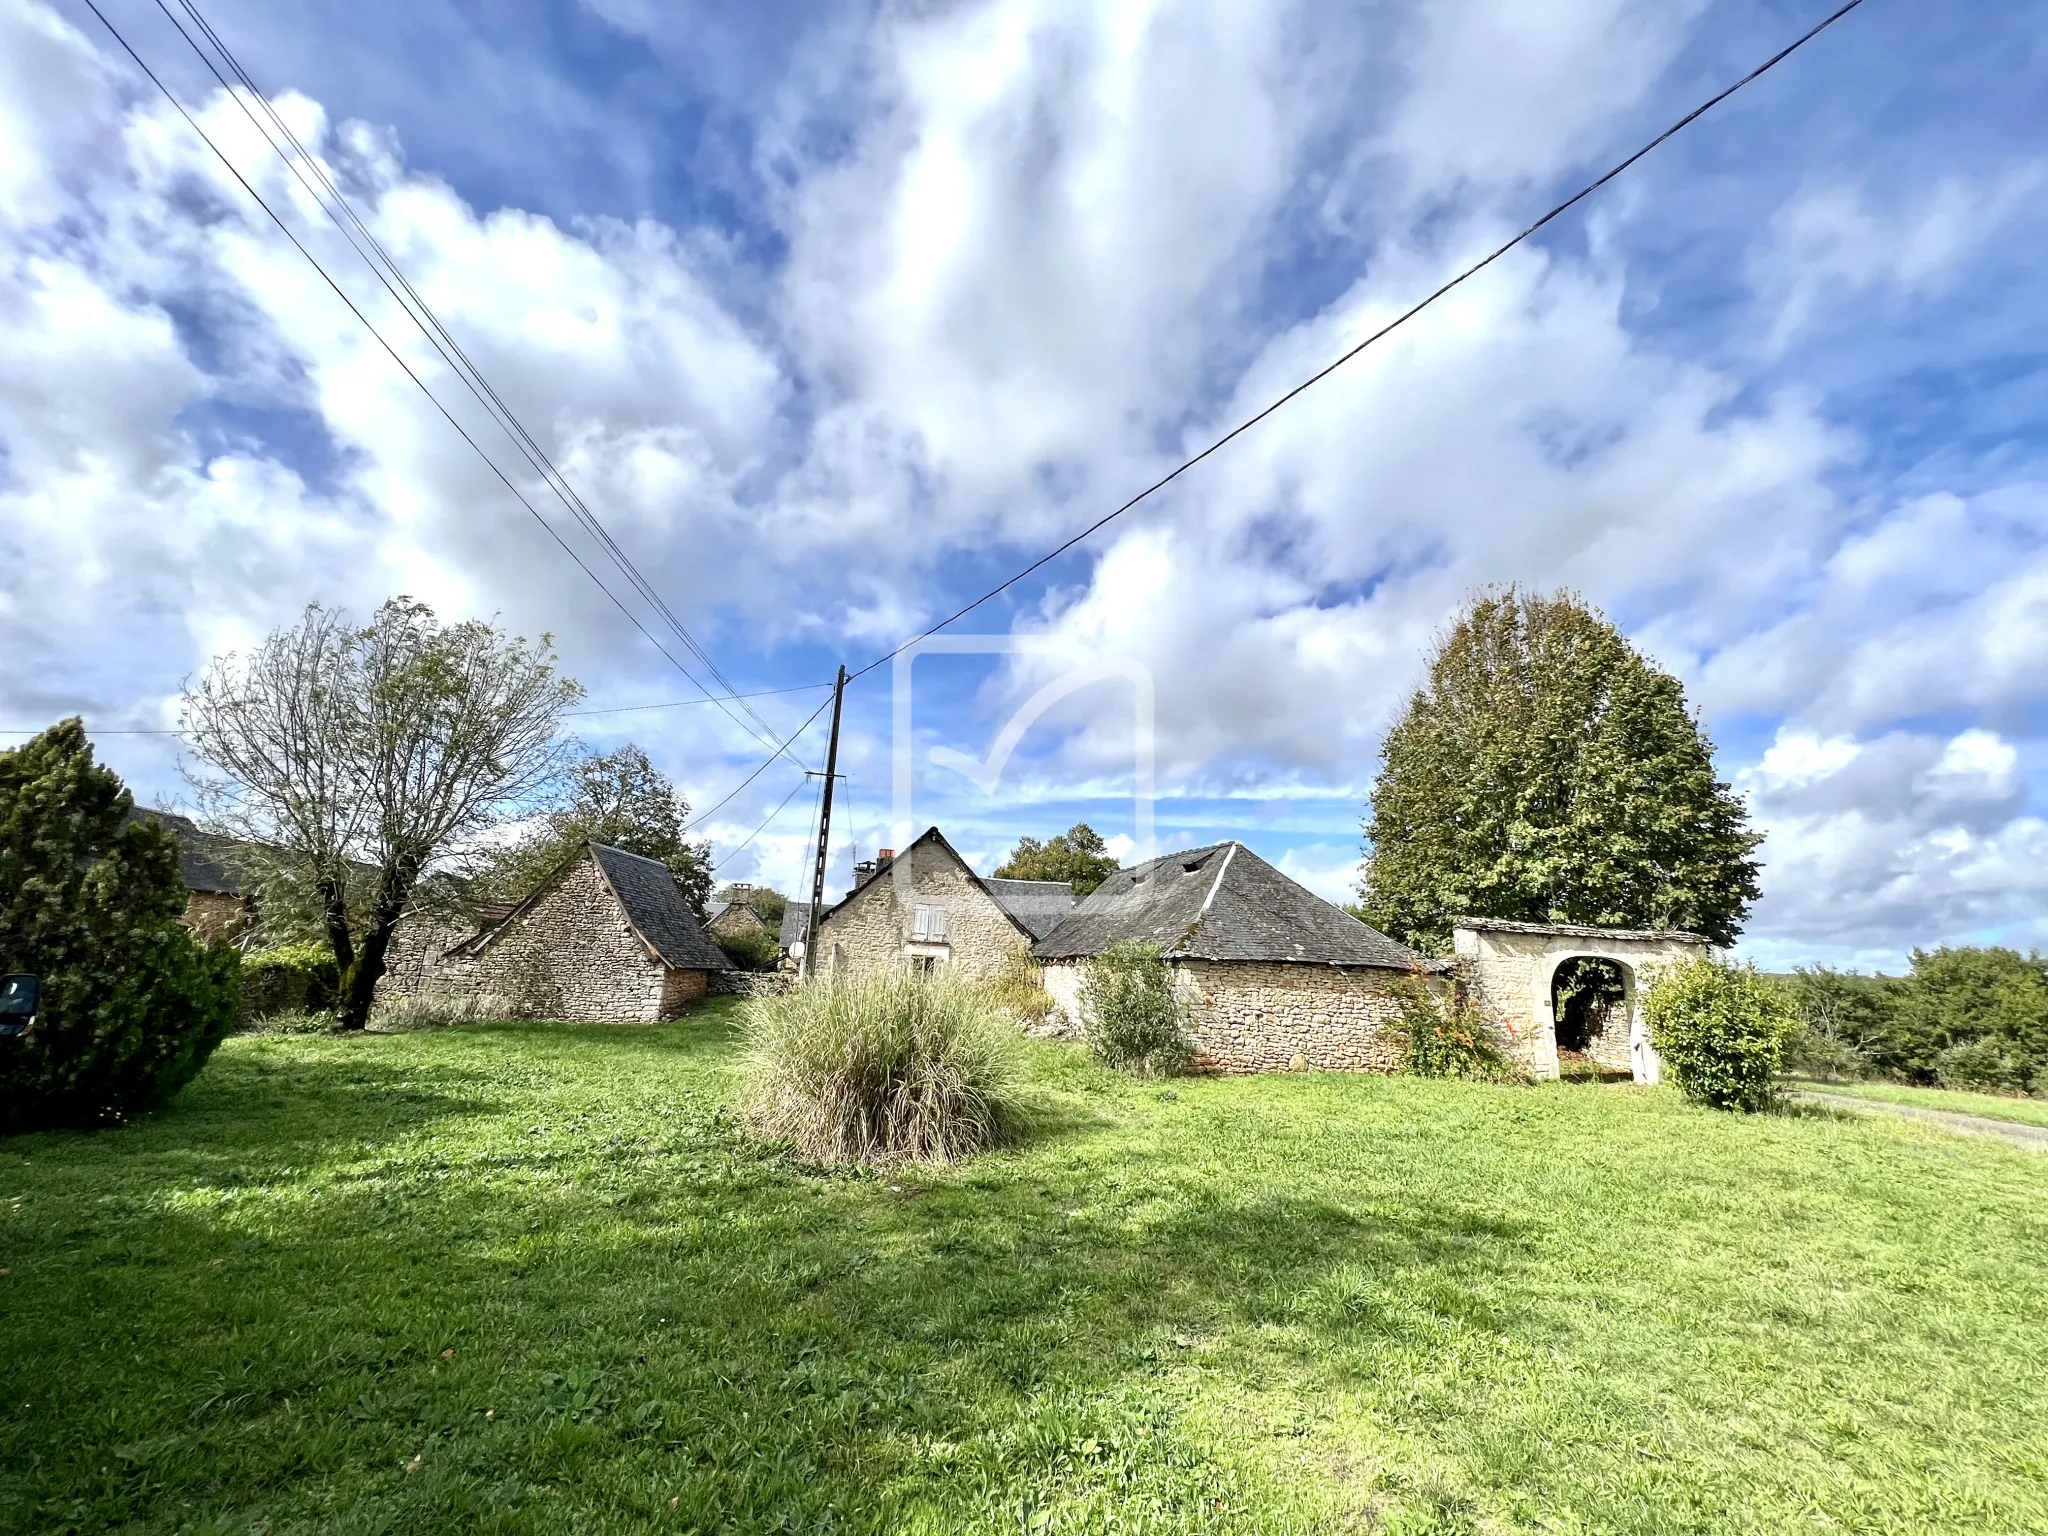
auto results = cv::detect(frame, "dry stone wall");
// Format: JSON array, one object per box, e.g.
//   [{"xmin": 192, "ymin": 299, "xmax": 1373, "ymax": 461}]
[
  {"xmin": 817, "ymin": 844, "xmax": 1027, "ymax": 980},
  {"xmin": 1041, "ymin": 956, "xmax": 1406, "ymax": 1074},
  {"xmin": 382, "ymin": 854, "xmax": 707, "ymax": 1023}
]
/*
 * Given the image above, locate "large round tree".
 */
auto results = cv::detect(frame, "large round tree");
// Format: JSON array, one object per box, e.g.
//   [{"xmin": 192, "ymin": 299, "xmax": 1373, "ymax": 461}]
[{"xmin": 1360, "ymin": 588, "xmax": 1760, "ymax": 953}]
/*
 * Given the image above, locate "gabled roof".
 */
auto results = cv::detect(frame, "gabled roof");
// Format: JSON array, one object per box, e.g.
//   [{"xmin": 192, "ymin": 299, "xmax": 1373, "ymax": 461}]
[
  {"xmin": 815, "ymin": 827, "xmax": 1041, "ymax": 944},
  {"xmin": 707, "ymin": 898, "xmax": 769, "ymax": 931},
  {"xmin": 982, "ymin": 876, "xmax": 1077, "ymax": 939},
  {"xmin": 456, "ymin": 842, "xmax": 729, "ymax": 971},
  {"xmin": 588, "ymin": 844, "xmax": 731, "ymax": 970},
  {"xmin": 1033, "ymin": 842, "xmax": 1435, "ymax": 971},
  {"xmin": 779, "ymin": 903, "xmax": 811, "ymax": 949}
]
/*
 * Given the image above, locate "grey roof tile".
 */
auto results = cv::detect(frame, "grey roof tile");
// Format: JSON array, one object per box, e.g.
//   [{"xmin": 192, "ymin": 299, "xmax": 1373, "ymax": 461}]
[
  {"xmin": 982, "ymin": 877, "xmax": 1076, "ymax": 939},
  {"xmin": 1033, "ymin": 842, "xmax": 1435, "ymax": 970},
  {"xmin": 589, "ymin": 843, "xmax": 731, "ymax": 970}
]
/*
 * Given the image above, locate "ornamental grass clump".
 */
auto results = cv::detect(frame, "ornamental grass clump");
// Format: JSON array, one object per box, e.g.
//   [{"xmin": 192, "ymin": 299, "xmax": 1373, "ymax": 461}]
[
  {"xmin": 1645, "ymin": 954, "xmax": 1793, "ymax": 1112},
  {"xmin": 741, "ymin": 968, "xmax": 1023, "ymax": 1164}
]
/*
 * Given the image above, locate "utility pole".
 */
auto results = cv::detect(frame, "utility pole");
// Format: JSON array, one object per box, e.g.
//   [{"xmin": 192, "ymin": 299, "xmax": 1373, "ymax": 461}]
[{"xmin": 802, "ymin": 664, "xmax": 847, "ymax": 979}]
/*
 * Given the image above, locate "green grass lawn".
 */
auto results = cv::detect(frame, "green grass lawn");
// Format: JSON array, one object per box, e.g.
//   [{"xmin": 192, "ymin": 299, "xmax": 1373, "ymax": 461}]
[
  {"xmin": 4, "ymin": 1005, "xmax": 2047, "ymax": 1534},
  {"xmin": 1789, "ymin": 1076, "xmax": 2048, "ymax": 1130}
]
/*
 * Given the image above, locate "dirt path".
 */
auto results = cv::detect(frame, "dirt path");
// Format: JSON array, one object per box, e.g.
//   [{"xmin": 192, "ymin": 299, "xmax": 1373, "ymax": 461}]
[{"xmin": 1786, "ymin": 1089, "xmax": 2048, "ymax": 1153}]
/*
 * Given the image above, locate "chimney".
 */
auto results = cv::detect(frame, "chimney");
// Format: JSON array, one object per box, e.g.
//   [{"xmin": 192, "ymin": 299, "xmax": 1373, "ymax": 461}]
[
  {"xmin": 877, "ymin": 847, "xmax": 895, "ymax": 862},
  {"xmin": 853, "ymin": 859, "xmax": 877, "ymax": 882}
]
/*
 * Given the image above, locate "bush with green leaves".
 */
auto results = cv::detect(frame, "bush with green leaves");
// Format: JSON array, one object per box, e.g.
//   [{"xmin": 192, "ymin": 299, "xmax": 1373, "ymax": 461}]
[
  {"xmin": 1388, "ymin": 967, "xmax": 1512, "ymax": 1079},
  {"xmin": 0, "ymin": 720, "xmax": 241, "ymax": 1132},
  {"xmin": 741, "ymin": 968, "xmax": 1023, "ymax": 1164},
  {"xmin": 238, "ymin": 942, "xmax": 340, "ymax": 1024},
  {"xmin": 1933, "ymin": 1037, "xmax": 2031, "ymax": 1093},
  {"xmin": 1644, "ymin": 956, "xmax": 1793, "ymax": 1112},
  {"xmin": 1078, "ymin": 941, "xmax": 1193, "ymax": 1076},
  {"xmin": 716, "ymin": 926, "xmax": 783, "ymax": 973}
]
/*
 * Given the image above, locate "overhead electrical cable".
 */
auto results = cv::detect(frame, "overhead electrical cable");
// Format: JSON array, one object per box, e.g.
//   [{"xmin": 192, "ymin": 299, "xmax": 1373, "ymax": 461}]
[
  {"xmin": 711, "ymin": 774, "xmax": 812, "ymax": 871},
  {"xmin": 687, "ymin": 689, "xmax": 838, "ymax": 831},
  {"xmin": 100, "ymin": 0, "xmax": 813, "ymax": 772},
  {"xmin": 562, "ymin": 681, "xmax": 832, "ymax": 718},
  {"xmin": 841, "ymin": 0, "xmax": 1871, "ymax": 685}
]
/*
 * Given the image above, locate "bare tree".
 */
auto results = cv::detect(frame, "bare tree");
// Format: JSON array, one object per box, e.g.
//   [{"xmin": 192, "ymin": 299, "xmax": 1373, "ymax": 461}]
[{"xmin": 185, "ymin": 598, "xmax": 582, "ymax": 1029}]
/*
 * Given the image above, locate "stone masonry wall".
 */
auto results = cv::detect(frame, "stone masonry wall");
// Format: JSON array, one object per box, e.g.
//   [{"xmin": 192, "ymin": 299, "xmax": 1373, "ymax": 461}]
[
  {"xmin": 1453, "ymin": 926, "xmax": 1704, "ymax": 1080},
  {"xmin": 383, "ymin": 854, "xmax": 705, "ymax": 1023},
  {"xmin": 1040, "ymin": 957, "xmax": 1406, "ymax": 1075},
  {"xmin": 181, "ymin": 890, "xmax": 252, "ymax": 945},
  {"xmin": 817, "ymin": 843, "xmax": 1027, "ymax": 981}
]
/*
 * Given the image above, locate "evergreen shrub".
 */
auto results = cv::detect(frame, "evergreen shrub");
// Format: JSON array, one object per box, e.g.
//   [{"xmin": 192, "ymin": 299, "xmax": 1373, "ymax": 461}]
[
  {"xmin": 0, "ymin": 721, "xmax": 240, "ymax": 1132},
  {"xmin": 1644, "ymin": 956, "xmax": 1792, "ymax": 1113}
]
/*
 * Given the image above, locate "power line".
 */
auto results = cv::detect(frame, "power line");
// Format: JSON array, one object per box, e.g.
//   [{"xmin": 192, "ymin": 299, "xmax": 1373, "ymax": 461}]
[
  {"xmin": 686, "ymin": 689, "xmax": 838, "ymax": 830},
  {"xmin": 562, "ymin": 681, "xmax": 832, "ymax": 718},
  {"xmin": 105, "ymin": 0, "xmax": 808, "ymax": 772},
  {"xmin": 710, "ymin": 773, "xmax": 812, "ymax": 871},
  {"xmin": 842, "ymin": 0, "xmax": 1872, "ymax": 685}
]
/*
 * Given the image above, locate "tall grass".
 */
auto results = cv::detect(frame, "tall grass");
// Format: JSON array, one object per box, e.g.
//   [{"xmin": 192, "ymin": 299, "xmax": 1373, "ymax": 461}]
[{"xmin": 741, "ymin": 968, "xmax": 1023, "ymax": 1164}]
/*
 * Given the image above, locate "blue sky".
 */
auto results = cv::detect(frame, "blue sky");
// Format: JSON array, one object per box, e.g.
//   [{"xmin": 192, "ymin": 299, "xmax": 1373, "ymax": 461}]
[{"xmin": 3, "ymin": 0, "xmax": 2045, "ymax": 970}]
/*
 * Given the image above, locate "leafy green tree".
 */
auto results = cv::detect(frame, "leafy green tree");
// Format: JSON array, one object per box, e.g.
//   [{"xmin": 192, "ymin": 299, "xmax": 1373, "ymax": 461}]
[
  {"xmin": 1891, "ymin": 946, "xmax": 2047, "ymax": 1088},
  {"xmin": 0, "ymin": 721, "xmax": 240, "ymax": 1132},
  {"xmin": 994, "ymin": 823, "xmax": 1120, "ymax": 898},
  {"xmin": 1645, "ymin": 955, "xmax": 1793, "ymax": 1112},
  {"xmin": 480, "ymin": 744, "xmax": 713, "ymax": 920},
  {"xmin": 185, "ymin": 599, "xmax": 582, "ymax": 1030},
  {"xmin": 1361, "ymin": 588, "xmax": 1761, "ymax": 952}
]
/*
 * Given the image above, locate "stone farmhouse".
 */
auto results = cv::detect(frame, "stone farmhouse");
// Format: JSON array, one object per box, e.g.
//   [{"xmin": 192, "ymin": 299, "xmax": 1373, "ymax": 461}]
[
  {"xmin": 706, "ymin": 891, "xmax": 773, "ymax": 943},
  {"xmin": 385, "ymin": 841, "xmax": 729, "ymax": 1022},
  {"xmin": 1034, "ymin": 841, "xmax": 1436, "ymax": 1073},
  {"xmin": 810, "ymin": 827, "xmax": 1076, "ymax": 981}
]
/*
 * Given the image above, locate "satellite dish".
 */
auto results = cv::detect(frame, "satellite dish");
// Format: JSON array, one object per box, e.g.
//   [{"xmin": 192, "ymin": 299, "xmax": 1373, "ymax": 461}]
[{"xmin": 788, "ymin": 940, "xmax": 807, "ymax": 960}]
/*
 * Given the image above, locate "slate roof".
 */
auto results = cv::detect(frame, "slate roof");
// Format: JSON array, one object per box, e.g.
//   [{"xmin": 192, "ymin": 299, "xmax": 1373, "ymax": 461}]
[
  {"xmin": 588, "ymin": 843, "xmax": 732, "ymax": 970},
  {"xmin": 1455, "ymin": 916, "xmax": 1708, "ymax": 944},
  {"xmin": 1033, "ymin": 842, "xmax": 1436, "ymax": 971},
  {"xmin": 982, "ymin": 877, "xmax": 1077, "ymax": 940},
  {"xmin": 779, "ymin": 904, "xmax": 812, "ymax": 950},
  {"xmin": 126, "ymin": 808, "xmax": 247, "ymax": 896}
]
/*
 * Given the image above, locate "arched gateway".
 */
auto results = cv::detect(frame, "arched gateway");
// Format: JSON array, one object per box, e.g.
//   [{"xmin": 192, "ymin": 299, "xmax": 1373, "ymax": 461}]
[{"xmin": 1452, "ymin": 919, "xmax": 1710, "ymax": 1083}]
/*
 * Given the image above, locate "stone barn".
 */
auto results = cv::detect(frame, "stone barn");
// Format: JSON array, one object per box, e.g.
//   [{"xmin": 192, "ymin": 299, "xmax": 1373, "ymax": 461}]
[
  {"xmin": 1033, "ymin": 842, "xmax": 1437, "ymax": 1073},
  {"xmin": 388, "ymin": 841, "xmax": 729, "ymax": 1022},
  {"xmin": 1451, "ymin": 918, "xmax": 1710, "ymax": 1082},
  {"xmin": 706, "ymin": 891, "xmax": 773, "ymax": 943},
  {"xmin": 126, "ymin": 808, "xmax": 255, "ymax": 943},
  {"xmin": 811, "ymin": 827, "xmax": 1075, "ymax": 980}
]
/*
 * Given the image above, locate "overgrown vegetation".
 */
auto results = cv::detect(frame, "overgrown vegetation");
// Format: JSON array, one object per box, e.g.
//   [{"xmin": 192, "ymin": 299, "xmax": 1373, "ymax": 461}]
[
  {"xmin": 1360, "ymin": 587, "xmax": 1761, "ymax": 951},
  {"xmin": 987, "ymin": 947, "xmax": 1056, "ymax": 1026},
  {"xmin": 741, "ymin": 969, "xmax": 1024, "ymax": 1163},
  {"xmin": 715, "ymin": 925, "xmax": 783, "ymax": 973},
  {"xmin": 3, "ymin": 1015, "xmax": 2044, "ymax": 1532},
  {"xmin": 238, "ymin": 942, "xmax": 339, "ymax": 1024},
  {"xmin": 1078, "ymin": 941, "xmax": 1193, "ymax": 1076},
  {"xmin": 1645, "ymin": 955, "xmax": 1793, "ymax": 1112},
  {"xmin": 1387, "ymin": 968, "xmax": 1511, "ymax": 1079},
  {"xmin": 0, "ymin": 720, "xmax": 240, "ymax": 1133},
  {"xmin": 370, "ymin": 990, "xmax": 519, "ymax": 1031},
  {"xmin": 1773, "ymin": 949, "xmax": 2048, "ymax": 1093}
]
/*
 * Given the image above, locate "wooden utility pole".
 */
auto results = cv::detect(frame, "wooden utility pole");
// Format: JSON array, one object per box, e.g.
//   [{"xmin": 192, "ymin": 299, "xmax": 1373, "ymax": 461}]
[{"xmin": 801, "ymin": 665, "xmax": 848, "ymax": 979}]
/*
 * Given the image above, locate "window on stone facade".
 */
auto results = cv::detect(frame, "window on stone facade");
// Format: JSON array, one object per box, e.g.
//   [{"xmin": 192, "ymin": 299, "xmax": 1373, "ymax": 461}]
[
  {"xmin": 908, "ymin": 954, "xmax": 938, "ymax": 974},
  {"xmin": 911, "ymin": 903, "xmax": 949, "ymax": 942}
]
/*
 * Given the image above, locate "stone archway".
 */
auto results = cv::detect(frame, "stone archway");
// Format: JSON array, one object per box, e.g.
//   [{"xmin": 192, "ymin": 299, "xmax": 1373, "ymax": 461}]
[
  {"xmin": 1548, "ymin": 955, "xmax": 1634, "ymax": 1076},
  {"xmin": 1451, "ymin": 919, "xmax": 1711, "ymax": 1082}
]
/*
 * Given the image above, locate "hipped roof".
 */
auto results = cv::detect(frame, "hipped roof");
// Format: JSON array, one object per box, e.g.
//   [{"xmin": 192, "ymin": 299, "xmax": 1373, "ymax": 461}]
[{"xmin": 1033, "ymin": 841, "xmax": 1436, "ymax": 971}]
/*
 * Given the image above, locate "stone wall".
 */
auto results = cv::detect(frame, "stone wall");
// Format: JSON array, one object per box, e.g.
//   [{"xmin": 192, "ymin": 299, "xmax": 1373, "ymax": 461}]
[
  {"xmin": 1453, "ymin": 924, "xmax": 1705, "ymax": 1081},
  {"xmin": 1040, "ymin": 956, "xmax": 1406, "ymax": 1074},
  {"xmin": 817, "ymin": 842, "xmax": 1028, "ymax": 981},
  {"xmin": 181, "ymin": 890, "xmax": 253, "ymax": 945},
  {"xmin": 710, "ymin": 971, "xmax": 795, "ymax": 998},
  {"xmin": 382, "ymin": 853, "xmax": 708, "ymax": 1023}
]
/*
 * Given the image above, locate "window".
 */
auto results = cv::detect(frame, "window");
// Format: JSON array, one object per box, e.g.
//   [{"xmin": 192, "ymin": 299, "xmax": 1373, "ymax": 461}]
[
  {"xmin": 908, "ymin": 954, "xmax": 938, "ymax": 974},
  {"xmin": 911, "ymin": 903, "xmax": 949, "ymax": 942}
]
